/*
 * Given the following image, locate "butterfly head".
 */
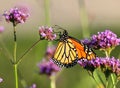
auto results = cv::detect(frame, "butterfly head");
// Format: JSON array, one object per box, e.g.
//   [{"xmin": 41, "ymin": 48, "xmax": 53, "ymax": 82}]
[{"xmin": 59, "ymin": 30, "xmax": 69, "ymax": 42}]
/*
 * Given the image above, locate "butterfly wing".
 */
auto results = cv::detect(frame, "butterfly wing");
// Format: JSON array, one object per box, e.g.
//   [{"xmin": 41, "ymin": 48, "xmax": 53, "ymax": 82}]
[
  {"xmin": 52, "ymin": 39, "xmax": 78, "ymax": 68},
  {"xmin": 69, "ymin": 37, "xmax": 87, "ymax": 59},
  {"xmin": 52, "ymin": 37, "xmax": 88, "ymax": 68},
  {"xmin": 70, "ymin": 37, "xmax": 96, "ymax": 60},
  {"xmin": 84, "ymin": 45, "xmax": 96, "ymax": 60}
]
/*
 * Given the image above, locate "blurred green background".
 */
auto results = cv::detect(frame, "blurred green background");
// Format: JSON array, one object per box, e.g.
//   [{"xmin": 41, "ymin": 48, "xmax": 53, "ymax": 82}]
[{"xmin": 0, "ymin": 0, "xmax": 120, "ymax": 88}]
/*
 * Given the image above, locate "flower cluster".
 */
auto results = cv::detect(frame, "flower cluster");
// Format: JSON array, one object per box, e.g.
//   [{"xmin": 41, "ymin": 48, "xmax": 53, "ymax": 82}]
[
  {"xmin": 81, "ymin": 30, "xmax": 120, "ymax": 50},
  {"xmin": 78, "ymin": 57, "xmax": 120, "ymax": 76},
  {"xmin": 39, "ymin": 26, "xmax": 56, "ymax": 40},
  {"xmin": 3, "ymin": 7, "xmax": 29, "ymax": 26},
  {"xmin": 37, "ymin": 59, "xmax": 60, "ymax": 76},
  {"xmin": 80, "ymin": 29, "xmax": 120, "ymax": 87},
  {"xmin": 91, "ymin": 30, "xmax": 120, "ymax": 50}
]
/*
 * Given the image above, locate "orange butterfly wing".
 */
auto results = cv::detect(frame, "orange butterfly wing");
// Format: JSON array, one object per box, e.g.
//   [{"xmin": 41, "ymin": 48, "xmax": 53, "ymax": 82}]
[
  {"xmin": 69, "ymin": 37, "xmax": 96, "ymax": 60},
  {"xmin": 69, "ymin": 38, "xmax": 87, "ymax": 59}
]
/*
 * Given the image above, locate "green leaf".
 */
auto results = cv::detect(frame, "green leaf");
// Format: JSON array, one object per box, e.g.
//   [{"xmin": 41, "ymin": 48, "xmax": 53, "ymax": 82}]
[
  {"xmin": 93, "ymin": 69, "xmax": 106, "ymax": 87},
  {"xmin": 107, "ymin": 73, "xmax": 117, "ymax": 88}
]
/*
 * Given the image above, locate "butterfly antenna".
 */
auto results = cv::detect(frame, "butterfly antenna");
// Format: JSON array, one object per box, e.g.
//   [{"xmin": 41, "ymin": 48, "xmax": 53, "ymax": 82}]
[
  {"xmin": 52, "ymin": 25, "xmax": 68, "ymax": 40},
  {"xmin": 52, "ymin": 25, "xmax": 68, "ymax": 35},
  {"xmin": 53, "ymin": 25, "xmax": 66, "ymax": 31},
  {"xmin": 52, "ymin": 29, "xmax": 62, "ymax": 36}
]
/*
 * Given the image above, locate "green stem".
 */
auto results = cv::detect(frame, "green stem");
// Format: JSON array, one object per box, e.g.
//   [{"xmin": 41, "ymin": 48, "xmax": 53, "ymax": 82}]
[
  {"xmin": 13, "ymin": 26, "xmax": 18, "ymax": 88},
  {"xmin": 104, "ymin": 49, "xmax": 111, "ymax": 58},
  {"xmin": 44, "ymin": 1, "xmax": 56, "ymax": 87},
  {"xmin": 17, "ymin": 39, "xmax": 41, "ymax": 65},
  {"xmin": 50, "ymin": 76, "xmax": 56, "ymax": 88},
  {"xmin": 44, "ymin": 0, "xmax": 50, "ymax": 26},
  {"xmin": 79, "ymin": 0, "xmax": 90, "ymax": 38},
  {"xmin": 14, "ymin": 64, "xmax": 18, "ymax": 88}
]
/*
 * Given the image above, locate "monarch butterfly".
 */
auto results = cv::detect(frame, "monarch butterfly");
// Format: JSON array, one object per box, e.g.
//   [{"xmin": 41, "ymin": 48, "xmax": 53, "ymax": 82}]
[{"xmin": 52, "ymin": 28, "xmax": 96, "ymax": 68}]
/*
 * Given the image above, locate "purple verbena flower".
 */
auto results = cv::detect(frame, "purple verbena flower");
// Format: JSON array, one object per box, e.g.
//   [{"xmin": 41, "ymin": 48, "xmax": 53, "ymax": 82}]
[
  {"xmin": 39, "ymin": 26, "xmax": 56, "ymax": 40},
  {"xmin": 78, "ymin": 57, "xmax": 120, "ymax": 77},
  {"xmin": 37, "ymin": 59, "xmax": 60, "ymax": 76},
  {"xmin": 45, "ymin": 45, "xmax": 56, "ymax": 59},
  {"xmin": 0, "ymin": 26, "xmax": 4, "ymax": 33},
  {"xmin": 90, "ymin": 30, "xmax": 120, "ymax": 50},
  {"xmin": 29, "ymin": 84, "xmax": 36, "ymax": 88},
  {"xmin": 3, "ymin": 7, "xmax": 29, "ymax": 26}
]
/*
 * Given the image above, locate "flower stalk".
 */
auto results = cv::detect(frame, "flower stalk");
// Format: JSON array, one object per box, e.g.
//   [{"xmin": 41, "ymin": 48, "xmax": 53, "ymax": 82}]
[
  {"xmin": 3, "ymin": 7, "xmax": 30, "ymax": 88},
  {"xmin": 50, "ymin": 76, "xmax": 56, "ymax": 88},
  {"xmin": 13, "ymin": 26, "xmax": 18, "ymax": 88},
  {"xmin": 104, "ymin": 48, "xmax": 112, "ymax": 58}
]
